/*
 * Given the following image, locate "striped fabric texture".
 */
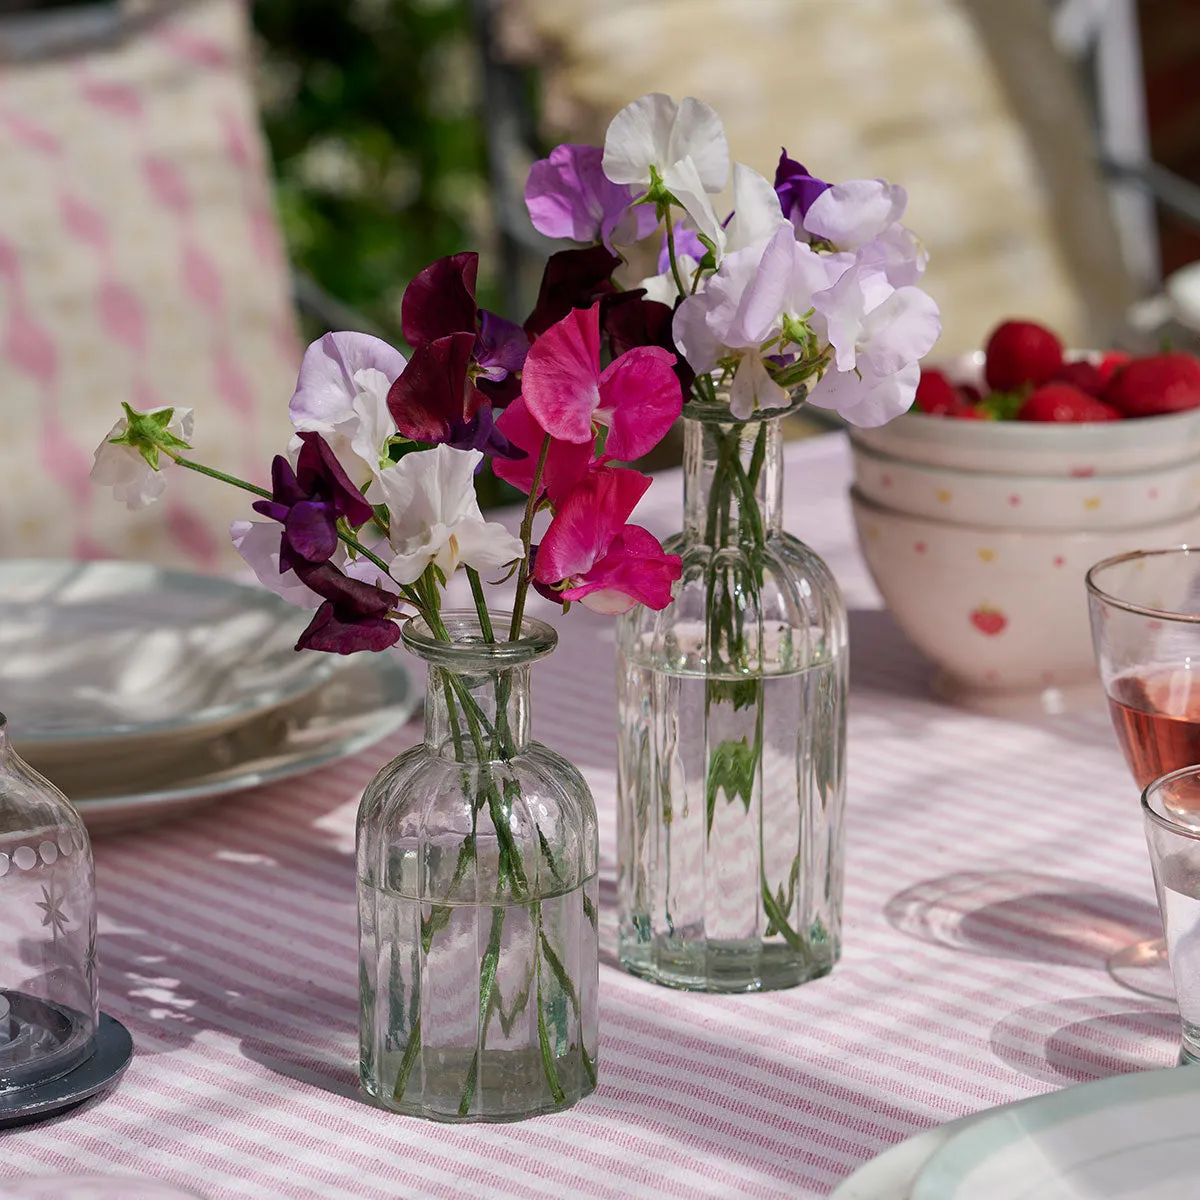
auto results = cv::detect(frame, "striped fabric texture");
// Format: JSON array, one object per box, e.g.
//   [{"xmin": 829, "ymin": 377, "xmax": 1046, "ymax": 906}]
[{"xmin": 1, "ymin": 435, "xmax": 1174, "ymax": 1198}]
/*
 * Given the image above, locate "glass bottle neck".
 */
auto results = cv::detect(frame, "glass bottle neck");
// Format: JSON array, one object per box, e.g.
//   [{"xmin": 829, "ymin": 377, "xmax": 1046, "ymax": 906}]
[
  {"xmin": 424, "ymin": 663, "xmax": 532, "ymax": 760},
  {"xmin": 682, "ymin": 416, "xmax": 784, "ymax": 542}
]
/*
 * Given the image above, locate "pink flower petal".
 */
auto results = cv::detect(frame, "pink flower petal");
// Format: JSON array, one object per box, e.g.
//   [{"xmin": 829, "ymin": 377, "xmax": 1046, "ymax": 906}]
[
  {"xmin": 534, "ymin": 466, "xmax": 650, "ymax": 583},
  {"xmin": 521, "ymin": 303, "xmax": 603, "ymax": 444},
  {"xmin": 561, "ymin": 524, "xmax": 681, "ymax": 613},
  {"xmin": 492, "ymin": 396, "xmax": 594, "ymax": 504},
  {"xmin": 596, "ymin": 345, "xmax": 682, "ymax": 462}
]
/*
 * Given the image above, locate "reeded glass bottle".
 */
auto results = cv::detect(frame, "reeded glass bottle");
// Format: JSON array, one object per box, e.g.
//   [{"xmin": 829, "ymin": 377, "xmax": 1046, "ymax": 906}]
[
  {"xmin": 357, "ymin": 613, "xmax": 598, "ymax": 1122},
  {"xmin": 0, "ymin": 714, "xmax": 97, "ymax": 1091},
  {"xmin": 616, "ymin": 397, "xmax": 848, "ymax": 992}
]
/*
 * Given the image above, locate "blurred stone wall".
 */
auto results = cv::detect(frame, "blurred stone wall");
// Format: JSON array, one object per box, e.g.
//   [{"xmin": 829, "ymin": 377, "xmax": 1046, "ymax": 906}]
[{"xmin": 498, "ymin": 0, "xmax": 1137, "ymax": 354}]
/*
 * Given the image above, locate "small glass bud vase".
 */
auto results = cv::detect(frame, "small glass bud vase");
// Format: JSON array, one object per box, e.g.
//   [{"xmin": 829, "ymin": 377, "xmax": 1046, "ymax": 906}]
[
  {"xmin": 616, "ymin": 391, "xmax": 848, "ymax": 992},
  {"xmin": 357, "ymin": 613, "xmax": 599, "ymax": 1122},
  {"xmin": 0, "ymin": 714, "xmax": 97, "ymax": 1091}
]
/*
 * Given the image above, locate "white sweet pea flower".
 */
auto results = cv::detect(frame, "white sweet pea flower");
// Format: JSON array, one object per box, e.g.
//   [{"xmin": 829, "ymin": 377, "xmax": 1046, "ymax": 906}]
[
  {"xmin": 806, "ymin": 260, "xmax": 941, "ymax": 426},
  {"xmin": 378, "ymin": 444, "xmax": 525, "ymax": 586},
  {"xmin": 288, "ymin": 332, "xmax": 406, "ymax": 488},
  {"xmin": 602, "ymin": 93, "xmax": 729, "ymax": 194},
  {"xmin": 603, "ymin": 93, "xmax": 729, "ymax": 259},
  {"xmin": 90, "ymin": 404, "xmax": 193, "ymax": 511},
  {"xmin": 723, "ymin": 163, "xmax": 789, "ymax": 255}
]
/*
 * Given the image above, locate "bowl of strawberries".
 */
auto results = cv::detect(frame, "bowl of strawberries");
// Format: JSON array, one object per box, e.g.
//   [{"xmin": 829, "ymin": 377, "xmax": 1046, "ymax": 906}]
[{"xmin": 848, "ymin": 320, "xmax": 1200, "ymax": 715}]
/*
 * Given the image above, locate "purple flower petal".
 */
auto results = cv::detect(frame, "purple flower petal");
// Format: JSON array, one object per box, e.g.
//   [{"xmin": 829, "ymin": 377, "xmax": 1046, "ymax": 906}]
[
  {"xmin": 476, "ymin": 309, "xmax": 529, "ymax": 380},
  {"xmin": 387, "ymin": 332, "xmax": 480, "ymax": 444},
  {"xmin": 656, "ymin": 222, "xmax": 706, "ymax": 275},
  {"xmin": 284, "ymin": 498, "xmax": 339, "ymax": 564},
  {"xmin": 401, "ymin": 252, "xmax": 479, "ymax": 347},
  {"xmin": 523, "ymin": 246, "xmax": 623, "ymax": 339},
  {"xmin": 774, "ymin": 148, "xmax": 831, "ymax": 225},
  {"xmin": 296, "ymin": 602, "xmax": 402, "ymax": 654},
  {"xmin": 294, "ymin": 432, "xmax": 375, "ymax": 528}
]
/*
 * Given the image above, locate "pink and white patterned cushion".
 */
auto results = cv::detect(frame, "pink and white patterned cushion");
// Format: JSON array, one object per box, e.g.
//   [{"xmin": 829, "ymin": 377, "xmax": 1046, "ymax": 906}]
[{"xmin": 0, "ymin": 0, "xmax": 301, "ymax": 571}]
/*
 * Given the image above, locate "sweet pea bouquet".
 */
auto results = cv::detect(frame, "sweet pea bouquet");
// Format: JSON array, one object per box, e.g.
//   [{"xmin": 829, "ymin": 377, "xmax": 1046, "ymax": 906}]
[{"xmin": 91, "ymin": 90, "xmax": 938, "ymax": 653}]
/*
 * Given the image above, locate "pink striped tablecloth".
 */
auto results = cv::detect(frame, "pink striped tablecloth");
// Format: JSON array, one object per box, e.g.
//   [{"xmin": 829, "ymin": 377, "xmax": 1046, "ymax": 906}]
[{"xmin": 1, "ymin": 433, "xmax": 1175, "ymax": 1198}]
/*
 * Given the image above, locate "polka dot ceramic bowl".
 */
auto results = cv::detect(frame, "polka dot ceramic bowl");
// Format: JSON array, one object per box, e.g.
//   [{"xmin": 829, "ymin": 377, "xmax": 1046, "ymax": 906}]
[
  {"xmin": 850, "ymin": 487, "xmax": 1200, "ymax": 715},
  {"xmin": 851, "ymin": 352, "xmax": 1200, "ymax": 477},
  {"xmin": 851, "ymin": 440, "xmax": 1200, "ymax": 530}
]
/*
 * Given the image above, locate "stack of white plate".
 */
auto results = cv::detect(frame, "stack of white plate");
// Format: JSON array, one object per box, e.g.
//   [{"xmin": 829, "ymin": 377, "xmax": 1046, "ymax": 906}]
[
  {"xmin": 0, "ymin": 560, "xmax": 417, "ymax": 834},
  {"xmin": 832, "ymin": 1065, "xmax": 1200, "ymax": 1199}
]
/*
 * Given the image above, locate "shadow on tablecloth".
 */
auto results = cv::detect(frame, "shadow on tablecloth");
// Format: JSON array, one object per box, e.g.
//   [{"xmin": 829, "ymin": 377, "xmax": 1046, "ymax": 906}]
[{"xmin": 884, "ymin": 870, "xmax": 1161, "ymax": 968}]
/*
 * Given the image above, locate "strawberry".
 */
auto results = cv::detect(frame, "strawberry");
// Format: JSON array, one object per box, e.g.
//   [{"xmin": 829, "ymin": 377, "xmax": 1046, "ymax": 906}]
[
  {"xmin": 1051, "ymin": 360, "xmax": 1103, "ymax": 396},
  {"xmin": 1103, "ymin": 353, "xmax": 1200, "ymax": 417},
  {"xmin": 1097, "ymin": 351, "xmax": 1131, "ymax": 384},
  {"xmin": 984, "ymin": 320, "xmax": 1064, "ymax": 392},
  {"xmin": 914, "ymin": 368, "xmax": 967, "ymax": 415},
  {"xmin": 1017, "ymin": 383, "xmax": 1122, "ymax": 422}
]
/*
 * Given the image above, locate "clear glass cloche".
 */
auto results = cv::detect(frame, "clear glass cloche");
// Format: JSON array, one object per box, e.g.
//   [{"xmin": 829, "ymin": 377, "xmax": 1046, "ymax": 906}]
[{"xmin": 0, "ymin": 713, "xmax": 97, "ymax": 1092}]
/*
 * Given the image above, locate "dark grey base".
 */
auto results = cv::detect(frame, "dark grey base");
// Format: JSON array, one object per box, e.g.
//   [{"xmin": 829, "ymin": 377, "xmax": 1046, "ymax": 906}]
[{"xmin": 0, "ymin": 1013, "xmax": 133, "ymax": 1129}]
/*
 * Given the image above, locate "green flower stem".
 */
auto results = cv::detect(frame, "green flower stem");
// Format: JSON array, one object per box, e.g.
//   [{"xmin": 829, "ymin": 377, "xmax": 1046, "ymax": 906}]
[
  {"xmin": 465, "ymin": 568, "xmax": 494, "ymax": 642},
  {"xmin": 663, "ymin": 208, "xmax": 688, "ymax": 299},
  {"xmin": 172, "ymin": 455, "xmax": 272, "ymax": 500},
  {"xmin": 508, "ymin": 435, "xmax": 551, "ymax": 643}
]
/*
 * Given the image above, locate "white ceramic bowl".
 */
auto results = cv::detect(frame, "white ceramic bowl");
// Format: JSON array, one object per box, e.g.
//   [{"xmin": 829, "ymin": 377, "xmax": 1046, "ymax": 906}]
[
  {"xmin": 851, "ymin": 352, "xmax": 1200, "ymax": 477},
  {"xmin": 850, "ymin": 488, "xmax": 1200, "ymax": 713},
  {"xmin": 851, "ymin": 440, "xmax": 1200, "ymax": 530}
]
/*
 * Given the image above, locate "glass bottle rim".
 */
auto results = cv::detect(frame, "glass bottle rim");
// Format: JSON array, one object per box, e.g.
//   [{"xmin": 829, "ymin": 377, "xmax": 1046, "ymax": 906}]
[
  {"xmin": 1143, "ymin": 763, "xmax": 1200, "ymax": 840},
  {"xmin": 683, "ymin": 380, "xmax": 808, "ymax": 425},
  {"xmin": 401, "ymin": 610, "xmax": 558, "ymax": 667},
  {"xmin": 1085, "ymin": 546, "xmax": 1200, "ymax": 623}
]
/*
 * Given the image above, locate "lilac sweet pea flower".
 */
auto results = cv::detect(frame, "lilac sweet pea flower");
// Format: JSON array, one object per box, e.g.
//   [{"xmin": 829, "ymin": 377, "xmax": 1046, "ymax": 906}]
[
  {"xmin": 525, "ymin": 144, "xmax": 658, "ymax": 249},
  {"xmin": 252, "ymin": 431, "xmax": 375, "ymax": 572},
  {"xmin": 288, "ymin": 332, "xmax": 405, "ymax": 488},
  {"xmin": 803, "ymin": 178, "xmax": 928, "ymax": 286},
  {"xmin": 774, "ymin": 150, "xmax": 831, "ymax": 231},
  {"xmin": 807, "ymin": 259, "xmax": 941, "ymax": 426}
]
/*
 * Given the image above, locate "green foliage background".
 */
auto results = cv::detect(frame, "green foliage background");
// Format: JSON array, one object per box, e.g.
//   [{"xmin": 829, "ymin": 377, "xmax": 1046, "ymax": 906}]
[{"xmin": 251, "ymin": 0, "xmax": 497, "ymax": 342}]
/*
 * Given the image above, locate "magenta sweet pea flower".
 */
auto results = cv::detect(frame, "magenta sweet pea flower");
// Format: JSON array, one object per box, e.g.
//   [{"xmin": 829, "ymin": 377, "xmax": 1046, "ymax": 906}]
[
  {"xmin": 252, "ymin": 432, "xmax": 375, "ymax": 572},
  {"xmin": 534, "ymin": 466, "xmax": 681, "ymax": 614},
  {"xmin": 291, "ymin": 560, "xmax": 402, "ymax": 654},
  {"xmin": 525, "ymin": 144, "xmax": 658, "ymax": 249},
  {"xmin": 774, "ymin": 150, "xmax": 831, "ymax": 231},
  {"xmin": 491, "ymin": 395, "xmax": 594, "ymax": 504},
  {"xmin": 521, "ymin": 303, "xmax": 682, "ymax": 460}
]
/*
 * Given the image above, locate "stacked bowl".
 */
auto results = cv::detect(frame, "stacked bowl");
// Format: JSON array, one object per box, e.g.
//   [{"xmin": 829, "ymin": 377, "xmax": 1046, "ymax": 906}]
[{"xmin": 849, "ymin": 353, "xmax": 1200, "ymax": 714}]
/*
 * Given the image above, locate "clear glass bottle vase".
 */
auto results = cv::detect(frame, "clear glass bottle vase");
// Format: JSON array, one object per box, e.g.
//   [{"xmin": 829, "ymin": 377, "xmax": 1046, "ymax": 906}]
[
  {"xmin": 357, "ymin": 613, "xmax": 598, "ymax": 1122},
  {"xmin": 616, "ymin": 401, "xmax": 848, "ymax": 992}
]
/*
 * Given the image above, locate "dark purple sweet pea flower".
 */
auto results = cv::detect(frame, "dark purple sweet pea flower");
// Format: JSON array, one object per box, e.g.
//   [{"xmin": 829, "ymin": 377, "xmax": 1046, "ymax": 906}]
[
  {"xmin": 386, "ymin": 333, "xmax": 525, "ymax": 461},
  {"xmin": 603, "ymin": 295, "xmax": 694, "ymax": 394},
  {"xmin": 774, "ymin": 149, "xmax": 831, "ymax": 231},
  {"xmin": 292, "ymin": 560, "xmax": 402, "ymax": 654},
  {"xmin": 523, "ymin": 245, "xmax": 638, "ymax": 340},
  {"xmin": 525, "ymin": 144, "xmax": 659, "ymax": 250},
  {"xmin": 252, "ymin": 432, "xmax": 375, "ymax": 572},
  {"xmin": 656, "ymin": 222, "xmax": 706, "ymax": 275},
  {"xmin": 399, "ymin": 252, "xmax": 529, "ymax": 397}
]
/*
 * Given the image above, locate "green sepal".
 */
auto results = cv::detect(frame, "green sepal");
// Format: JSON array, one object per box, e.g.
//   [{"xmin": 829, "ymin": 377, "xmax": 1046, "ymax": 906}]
[
  {"xmin": 976, "ymin": 389, "xmax": 1026, "ymax": 421},
  {"xmin": 107, "ymin": 402, "xmax": 191, "ymax": 470}
]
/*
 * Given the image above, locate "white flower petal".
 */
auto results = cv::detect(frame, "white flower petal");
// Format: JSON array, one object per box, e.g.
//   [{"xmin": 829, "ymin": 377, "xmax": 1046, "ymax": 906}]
[
  {"xmin": 666, "ymin": 97, "xmax": 729, "ymax": 193},
  {"xmin": 662, "ymin": 157, "xmax": 724, "ymax": 250},
  {"xmin": 602, "ymin": 92, "xmax": 678, "ymax": 187},
  {"xmin": 450, "ymin": 519, "xmax": 525, "ymax": 577},
  {"xmin": 638, "ymin": 255, "xmax": 698, "ymax": 306},
  {"xmin": 859, "ymin": 285, "xmax": 942, "ymax": 378},
  {"xmin": 289, "ymin": 331, "xmax": 405, "ymax": 430},
  {"xmin": 729, "ymin": 353, "xmax": 789, "ymax": 419},
  {"xmin": 723, "ymin": 163, "xmax": 787, "ymax": 254}
]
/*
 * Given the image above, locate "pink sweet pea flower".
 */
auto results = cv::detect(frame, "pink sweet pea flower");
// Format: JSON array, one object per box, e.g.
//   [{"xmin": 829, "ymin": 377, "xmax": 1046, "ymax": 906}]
[
  {"xmin": 534, "ymin": 466, "xmax": 681, "ymax": 615},
  {"xmin": 491, "ymin": 395, "xmax": 594, "ymax": 505},
  {"xmin": 521, "ymin": 303, "xmax": 682, "ymax": 459}
]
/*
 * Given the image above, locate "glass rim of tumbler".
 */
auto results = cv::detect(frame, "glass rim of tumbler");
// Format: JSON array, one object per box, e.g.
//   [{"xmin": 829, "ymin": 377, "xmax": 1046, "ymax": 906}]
[
  {"xmin": 1142, "ymin": 763, "xmax": 1200, "ymax": 840},
  {"xmin": 1086, "ymin": 546, "xmax": 1200, "ymax": 623}
]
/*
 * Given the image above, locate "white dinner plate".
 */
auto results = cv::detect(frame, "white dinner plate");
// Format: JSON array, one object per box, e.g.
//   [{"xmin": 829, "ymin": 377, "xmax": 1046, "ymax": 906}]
[
  {"xmin": 0, "ymin": 559, "xmax": 338, "ymax": 756},
  {"xmin": 912, "ymin": 1066, "xmax": 1200, "ymax": 1199},
  {"xmin": 829, "ymin": 1121, "xmax": 971, "ymax": 1200},
  {"xmin": 49, "ymin": 651, "xmax": 417, "ymax": 835}
]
